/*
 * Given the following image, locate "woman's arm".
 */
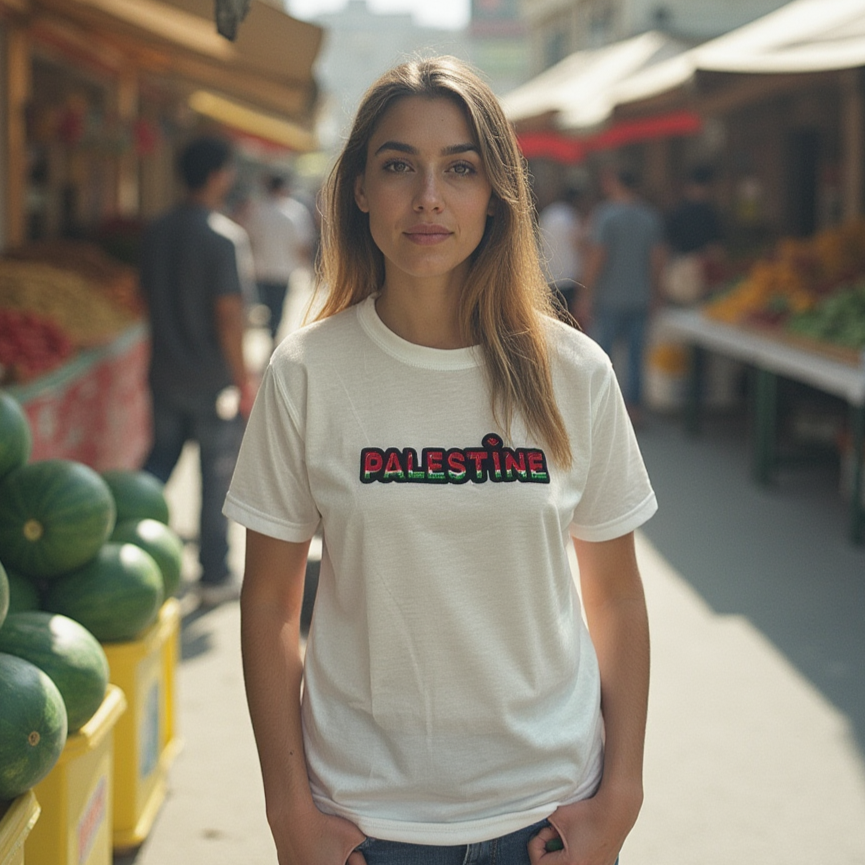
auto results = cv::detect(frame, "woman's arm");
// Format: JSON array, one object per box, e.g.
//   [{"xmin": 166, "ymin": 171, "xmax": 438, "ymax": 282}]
[
  {"xmin": 240, "ymin": 529, "xmax": 366, "ymax": 865},
  {"xmin": 529, "ymin": 531, "xmax": 649, "ymax": 865}
]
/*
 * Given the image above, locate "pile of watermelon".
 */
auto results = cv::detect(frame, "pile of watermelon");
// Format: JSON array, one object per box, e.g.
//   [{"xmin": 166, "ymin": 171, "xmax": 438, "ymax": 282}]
[{"xmin": 0, "ymin": 391, "xmax": 184, "ymax": 803}]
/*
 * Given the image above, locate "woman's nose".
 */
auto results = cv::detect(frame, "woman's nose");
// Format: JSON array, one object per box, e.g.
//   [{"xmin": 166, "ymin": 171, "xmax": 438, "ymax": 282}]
[{"xmin": 414, "ymin": 170, "xmax": 443, "ymax": 211}]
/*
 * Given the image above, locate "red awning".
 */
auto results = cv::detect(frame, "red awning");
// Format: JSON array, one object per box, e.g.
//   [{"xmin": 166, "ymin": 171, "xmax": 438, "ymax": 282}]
[{"xmin": 518, "ymin": 111, "xmax": 703, "ymax": 164}]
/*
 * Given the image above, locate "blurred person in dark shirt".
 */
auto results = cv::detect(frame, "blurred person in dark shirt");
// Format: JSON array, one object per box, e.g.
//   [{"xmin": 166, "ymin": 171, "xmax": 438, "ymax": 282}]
[
  {"xmin": 662, "ymin": 165, "xmax": 724, "ymax": 306},
  {"xmin": 140, "ymin": 134, "xmax": 255, "ymax": 607}
]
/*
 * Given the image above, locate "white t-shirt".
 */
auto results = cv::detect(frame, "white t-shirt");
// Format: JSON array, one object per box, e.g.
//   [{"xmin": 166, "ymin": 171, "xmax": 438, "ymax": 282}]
[
  {"xmin": 245, "ymin": 195, "xmax": 314, "ymax": 283},
  {"xmin": 224, "ymin": 296, "xmax": 657, "ymax": 845}
]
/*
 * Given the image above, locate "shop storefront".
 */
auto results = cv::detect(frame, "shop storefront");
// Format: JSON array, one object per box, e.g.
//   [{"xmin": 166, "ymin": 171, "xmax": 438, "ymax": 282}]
[
  {"xmin": 502, "ymin": 0, "xmax": 865, "ymax": 542},
  {"xmin": 0, "ymin": 0, "xmax": 323, "ymax": 466},
  {"xmin": 607, "ymin": 0, "xmax": 865, "ymax": 542}
]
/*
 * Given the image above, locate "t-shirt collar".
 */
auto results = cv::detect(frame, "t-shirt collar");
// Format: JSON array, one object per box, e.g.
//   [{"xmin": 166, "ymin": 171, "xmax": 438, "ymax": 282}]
[{"xmin": 356, "ymin": 295, "xmax": 481, "ymax": 371}]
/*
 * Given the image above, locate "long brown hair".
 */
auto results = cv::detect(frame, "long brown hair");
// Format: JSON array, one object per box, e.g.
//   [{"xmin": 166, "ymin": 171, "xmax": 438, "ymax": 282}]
[{"xmin": 315, "ymin": 56, "xmax": 571, "ymax": 466}]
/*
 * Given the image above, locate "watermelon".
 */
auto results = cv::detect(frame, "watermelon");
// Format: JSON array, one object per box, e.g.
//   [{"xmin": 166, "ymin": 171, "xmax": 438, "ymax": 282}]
[
  {"xmin": 0, "ymin": 612, "xmax": 109, "ymax": 733},
  {"xmin": 4, "ymin": 568, "xmax": 41, "ymax": 614},
  {"xmin": 100, "ymin": 469, "xmax": 170, "ymax": 525},
  {"xmin": 0, "ymin": 392, "xmax": 32, "ymax": 481},
  {"xmin": 111, "ymin": 518, "xmax": 184, "ymax": 598},
  {"xmin": 0, "ymin": 560, "xmax": 8, "ymax": 629},
  {"xmin": 0, "ymin": 459, "xmax": 116, "ymax": 578},
  {"xmin": 0, "ymin": 652, "xmax": 67, "ymax": 801},
  {"xmin": 43, "ymin": 543, "xmax": 164, "ymax": 643}
]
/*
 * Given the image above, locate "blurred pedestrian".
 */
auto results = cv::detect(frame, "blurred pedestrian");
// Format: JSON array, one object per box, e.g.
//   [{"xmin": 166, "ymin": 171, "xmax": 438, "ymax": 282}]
[
  {"xmin": 244, "ymin": 172, "xmax": 315, "ymax": 345},
  {"xmin": 662, "ymin": 165, "xmax": 724, "ymax": 306},
  {"xmin": 140, "ymin": 134, "xmax": 255, "ymax": 607},
  {"xmin": 579, "ymin": 166, "xmax": 665, "ymax": 426},
  {"xmin": 226, "ymin": 56, "xmax": 655, "ymax": 865},
  {"xmin": 538, "ymin": 184, "xmax": 585, "ymax": 317}
]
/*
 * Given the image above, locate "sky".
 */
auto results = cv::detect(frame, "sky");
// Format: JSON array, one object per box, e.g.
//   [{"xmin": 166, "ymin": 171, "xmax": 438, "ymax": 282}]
[{"xmin": 286, "ymin": 0, "xmax": 470, "ymax": 30}]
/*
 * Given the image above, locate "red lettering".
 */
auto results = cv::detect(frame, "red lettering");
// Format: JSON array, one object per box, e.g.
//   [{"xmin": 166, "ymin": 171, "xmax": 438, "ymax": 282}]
[
  {"xmin": 504, "ymin": 451, "xmax": 527, "ymax": 477},
  {"xmin": 465, "ymin": 450, "xmax": 486, "ymax": 476},
  {"xmin": 447, "ymin": 451, "xmax": 466, "ymax": 475},
  {"xmin": 425, "ymin": 450, "xmax": 444, "ymax": 475},
  {"xmin": 527, "ymin": 451, "xmax": 547, "ymax": 477},
  {"xmin": 405, "ymin": 449, "xmax": 425, "ymax": 479},
  {"xmin": 363, "ymin": 450, "xmax": 383, "ymax": 476},
  {"xmin": 384, "ymin": 451, "xmax": 404, "ymax": 476}
]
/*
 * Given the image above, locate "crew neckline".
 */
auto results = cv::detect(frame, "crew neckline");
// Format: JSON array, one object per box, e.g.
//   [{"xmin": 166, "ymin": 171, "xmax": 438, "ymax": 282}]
[{"xmin": 356, "ymin": 296, "xmax": 481, "ymax": 370}]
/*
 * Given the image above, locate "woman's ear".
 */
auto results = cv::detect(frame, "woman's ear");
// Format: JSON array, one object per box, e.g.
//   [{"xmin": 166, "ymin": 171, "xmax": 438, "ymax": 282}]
[
  {"xmin": 486, "ymin": 194, "xmax": 497, "ymax": 217},
  {"xmin": 354, "ymin": 175, "xmax": 370, "ymax": 213}
]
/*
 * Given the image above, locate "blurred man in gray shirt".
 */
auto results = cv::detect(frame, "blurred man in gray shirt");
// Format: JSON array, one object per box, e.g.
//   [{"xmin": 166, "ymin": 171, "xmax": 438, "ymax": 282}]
[{"xmin": 579, "ymin": 167, "xmax": 665, "ymax": 427}]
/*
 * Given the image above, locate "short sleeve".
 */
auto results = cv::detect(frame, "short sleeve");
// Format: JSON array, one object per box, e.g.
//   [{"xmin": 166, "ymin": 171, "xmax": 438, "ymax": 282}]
[
  {"xmin": 223, "ymin": 362, "xmax": 321, "ymax": 541},
  {"xmin": 569, "ymin": 365, "xmax": 657, "ymax": 542}
]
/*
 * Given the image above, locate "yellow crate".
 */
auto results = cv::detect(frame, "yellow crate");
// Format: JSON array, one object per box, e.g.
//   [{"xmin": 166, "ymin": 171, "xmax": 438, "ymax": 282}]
[
  {"xmin": 0, "ymin": 791, "xmax": 41, "ymax": 865},
  {"xmin": 24, "ymin": 685, "xmax": 126, "ymax": 865},
  {"xmin": 102, "ymin": 599, "xmax": 182, "ymax": 851}
]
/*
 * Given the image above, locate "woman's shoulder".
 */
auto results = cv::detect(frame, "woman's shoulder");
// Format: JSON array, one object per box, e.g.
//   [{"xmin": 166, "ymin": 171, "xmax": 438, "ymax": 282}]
[
  {"xmin": 544, "ymin": 315, "xmax": 611, "ymax": 373},
  {"xmin": 271, "ymin": 303, "xmax": 361, "ymax": 366}
]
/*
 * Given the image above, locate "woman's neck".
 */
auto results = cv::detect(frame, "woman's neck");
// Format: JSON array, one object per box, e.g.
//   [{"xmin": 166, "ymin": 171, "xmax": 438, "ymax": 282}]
[{"xmin": 375, "ymin": 276, "xmax": 471, "ymax": 349}]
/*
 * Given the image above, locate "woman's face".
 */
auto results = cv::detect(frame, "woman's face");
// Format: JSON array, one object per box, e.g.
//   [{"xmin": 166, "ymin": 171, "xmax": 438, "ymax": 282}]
[{"xmin": 354, "ymin": 95, "xmax": 495, "ymax": 292}]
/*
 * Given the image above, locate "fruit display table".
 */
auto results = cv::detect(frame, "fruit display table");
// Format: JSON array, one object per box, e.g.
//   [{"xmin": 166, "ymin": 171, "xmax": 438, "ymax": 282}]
[
  {"xmin": 657, "ymin": 307, "xmax": 865, "ymax": 543},
  {"xmin": 4, "ymin": 323, "xmax": 150, "ymax": 471},
  {"xmin": 102, "ymin": 599, "xmax": 181, "ymax": 852},
  {"xmin": 25, "ymin": 686, "xmax": 127, "ymax": 865},
  {"xmin": 0, "ymin": 790, "xmax": 40, "ymax": 865}
]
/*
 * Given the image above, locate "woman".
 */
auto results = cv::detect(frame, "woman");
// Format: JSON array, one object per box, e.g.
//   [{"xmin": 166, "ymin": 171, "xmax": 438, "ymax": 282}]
[{"xmin": 224, "ymin": 56, "xmax": 656, "ymax": 865}]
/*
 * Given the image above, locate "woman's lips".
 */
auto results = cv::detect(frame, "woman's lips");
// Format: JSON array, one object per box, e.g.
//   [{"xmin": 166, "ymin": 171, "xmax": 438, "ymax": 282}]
[{"xmin": 404, "ymin": 225, "xmax": 451, "ymax": 245}]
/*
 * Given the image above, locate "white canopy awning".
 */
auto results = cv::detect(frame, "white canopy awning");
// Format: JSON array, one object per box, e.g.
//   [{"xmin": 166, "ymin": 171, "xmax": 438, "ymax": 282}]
[
  {"xmin": 501, "ymin": 31, "xmax": 690, "ymax": 132},
  {"xmin": 34, "ymin": 0, "xmax": 324, "ymax": 130},
  {"xmin": 615, "ymin": 0, "xmax": 865, "ymax": 107}
]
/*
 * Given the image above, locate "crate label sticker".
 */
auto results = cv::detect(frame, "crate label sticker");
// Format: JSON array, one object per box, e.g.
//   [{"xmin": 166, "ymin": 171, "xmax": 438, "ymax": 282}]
[
  {"xmin": 140, "ymin": 680, "xmax": 161, "ymax": 779},
  {"xmin": 77, "ymin": 774, "xmax": 107, "ymax": 864}
]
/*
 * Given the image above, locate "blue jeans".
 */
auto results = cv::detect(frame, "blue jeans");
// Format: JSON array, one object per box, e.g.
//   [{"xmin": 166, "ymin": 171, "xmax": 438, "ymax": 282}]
[
  {"xmin": 144, "ymin": 390, "xmax": 243, "ymax": 585},
  {"xmin": 592, "ymin": 308, "xmax": 649, "ymax": 409},
  {"xmin": 353, "ymin": 820, "xmax": 620, "ymax": 865}
]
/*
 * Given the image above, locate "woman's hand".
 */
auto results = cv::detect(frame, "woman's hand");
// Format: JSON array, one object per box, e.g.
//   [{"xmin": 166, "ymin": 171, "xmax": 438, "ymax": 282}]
[
  {"xmin": 270, "ymin": 803, "xmax": 367, "ymax": 865},
  {"xmin": 529, "ymin": 532, "xmax": 648, "ymax": 864},
  {"xmin": 526, "ymin": 782, "xmax": 641, "ymax": 865}
]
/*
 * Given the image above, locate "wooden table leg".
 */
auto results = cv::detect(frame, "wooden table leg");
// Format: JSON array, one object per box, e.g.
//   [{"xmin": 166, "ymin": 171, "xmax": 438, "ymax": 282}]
[
  {"xmin": 752, "ymin": 367, "xmax": 778, "ymax": 486},
  {"xmin": 684, "ymin": 345, "xmax": 706, "ymax": 437},
  {"xmin": 849, "ymin": 402, "xmax": 865, "ymax": 544}
]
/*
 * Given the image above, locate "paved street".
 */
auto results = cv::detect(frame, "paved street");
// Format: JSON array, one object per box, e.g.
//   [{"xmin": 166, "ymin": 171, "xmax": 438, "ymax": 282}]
[{"xmin": 115, "ymin": 287, "xmax": 865, "ymax": 864}]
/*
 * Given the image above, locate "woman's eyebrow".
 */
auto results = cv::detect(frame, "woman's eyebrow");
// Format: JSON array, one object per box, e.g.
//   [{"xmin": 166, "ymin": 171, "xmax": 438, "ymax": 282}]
[
  {"xmin": 373, "ymin": 141, "xmax": 480, "ymax": 156},
  {"xmin": 442, "ymin": 143, "xmax": 479, "ymax": 156},
  {"xmin": 374, "ymin": 140, "xmax": 416, "ymax": 156}
]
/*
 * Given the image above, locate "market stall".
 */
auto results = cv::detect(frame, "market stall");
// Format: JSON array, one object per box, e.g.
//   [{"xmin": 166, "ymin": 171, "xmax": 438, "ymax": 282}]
[
  {"xmin": 0, "ymin": 0, "xmax": 325, "ymax": 472},
  {"xmin": 659, "ymin": 307, "xmax": 865, "ymax": 540},
  {"xmin": 0, "ymin": 240, "xmax": 150, "ymax": 471},
  {"xmin": 1, "ymin": 0, "xmax": 324, "ymax": 247},
  {"xmin": 5, "ymin": 323, "xmax": 150, "ymax": 472},
  {"xmin": 500, "ymin": 30, "xmax": 701, "ymax": 205},
  {"xmin": 658, "ymin": 217, "xmax": 865, "ymax": 543},
  {"xmin": 610, "ymin": 0, "xmax": 865, "ymax": 237}
]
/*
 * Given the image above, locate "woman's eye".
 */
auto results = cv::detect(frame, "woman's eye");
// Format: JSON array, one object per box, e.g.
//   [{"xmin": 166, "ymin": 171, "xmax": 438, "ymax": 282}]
[
  {"xmin": 383, "ymin": 160, "xmax": 411, "ymax": 173},
  {"xmin": 451, "ymin": 162, "xmax": 476, "ymax": 176}
]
